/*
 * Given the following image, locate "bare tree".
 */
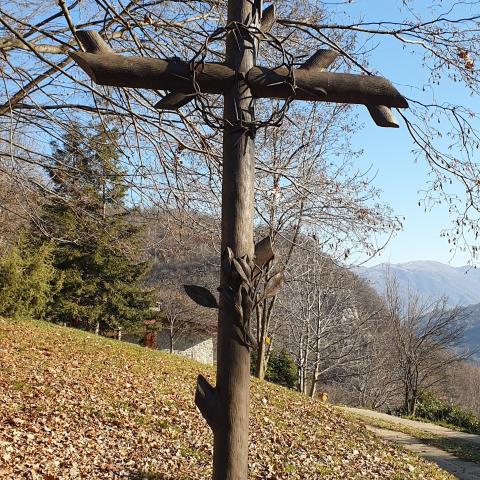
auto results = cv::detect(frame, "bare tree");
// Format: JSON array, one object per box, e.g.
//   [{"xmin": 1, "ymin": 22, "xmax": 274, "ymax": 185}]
[
  {"xmin": 444, "ymin": 360, "xmax": 480, "ymax": 417},
  {"xmin": 0, "ymin": 142, "xmax": 44, "ymax": 249},
  {"xmin": 384, "ymin": 275, "xmax": 470, "ymax": 416},
  {"xmin": 282, "ymin": 247, "xmax": 376, "ymax": 397},
  {"xmin": 155, "ymin": 287, "xmax": 214, "ymax": 354},
  {"xmin": 347, "ymin": 325, "xmax": 400, "ymax": 410},
  {"xmin": 251, "ymin": 100, "xmax": 401, "ymax": 379},
  {"xmin": 280, "ymin": 2, "xmax": 480, "ymax": 258}
]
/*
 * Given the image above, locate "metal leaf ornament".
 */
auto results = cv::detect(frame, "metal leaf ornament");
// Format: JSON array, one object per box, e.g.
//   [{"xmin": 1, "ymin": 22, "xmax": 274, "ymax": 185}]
[
  {"xmin": 221, "ymin": 246, "xmax": 235, "ymax": 276},
  {"xmin": 195, "ymin": 374, "xmax": 219, "ymax": 430},
  {"xmin": 264, "ymin": 271, "xmax": 285, "ymax": 298},
  {"xmin": 184, "ymin": 285, "xmax": 219, "ymax": 308},
  {"xmin": 254, "ymin": 236, "xmax": 274, "ymax": 268}
]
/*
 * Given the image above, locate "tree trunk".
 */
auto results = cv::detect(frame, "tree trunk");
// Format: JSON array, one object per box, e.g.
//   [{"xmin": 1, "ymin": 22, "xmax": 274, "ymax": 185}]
[
  {"xmin": 404, "ymin": 382, "xmax": 417, "ymax": 416},
  {"xmin": 297, "ymin": 341, "xmax": 304, "ymax": 393},
  {"xmin": 254, "ymin": 296, "xmax": 276, "ymax": 379},
  {"xmin": 360, "ymin": 387, "xmax": 366, "ymax": 408},
  {"xmin": 212, "ymin": 1, "xmax": 257, "ymax": 478},
  {"xmin": 302, "ymin": 366, "xmax": 308, "ymax": 395},
  {"xmin": 309, "ymin": 377, "xmax": 317, "ymax": 398},
  {"xmin": 255, "ymin": 336, "xmax": 267, "ymax": 380},
  {"xmin": 309, "ymin": 308, "xmax": 322, "ymax": 398},
  {"xmin": 300, "ymin": 342, "xmax": 309, "ymax": 395},
  {"xmin": 411, "ymin": 398, "xmax": 417, "ymax": 417},
  {"xmin": 309, "ymin": 361, "xmax": 319, "ymax": 398},
  {"xmin": 407, "ymin": 389, "xmax": 418, "ymax": 417}
]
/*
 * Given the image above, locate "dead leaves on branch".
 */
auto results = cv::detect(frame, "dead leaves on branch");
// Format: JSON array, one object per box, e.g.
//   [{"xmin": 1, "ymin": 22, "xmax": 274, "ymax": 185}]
[{"xmin": 457, "ymin": 48, "xmax": 475, "ymax": 70}]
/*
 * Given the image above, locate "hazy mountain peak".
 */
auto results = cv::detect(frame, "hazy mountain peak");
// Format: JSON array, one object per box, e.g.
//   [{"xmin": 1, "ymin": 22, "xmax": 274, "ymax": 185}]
[
  {"xmin": 400, "ymin": 260, "xmax": 452, "ymax": 268},
  {"xmin": 358, "ymin": 260, "xmax": 480, "ymax": 360},
  {"xmin": 359, "ymin": 260, "xmax": 480, "ymax": 306}
]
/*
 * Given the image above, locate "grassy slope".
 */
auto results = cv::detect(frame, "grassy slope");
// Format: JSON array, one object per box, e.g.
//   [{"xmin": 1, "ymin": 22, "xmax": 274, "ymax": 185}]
[{"xmin": 0, "ymin": 319, "xmax": 454, "ymax": 480}]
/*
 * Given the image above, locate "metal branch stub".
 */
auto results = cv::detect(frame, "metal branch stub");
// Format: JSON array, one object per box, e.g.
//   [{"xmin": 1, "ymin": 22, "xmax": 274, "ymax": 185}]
[
  {"xmin": 195, "ymin": 374, "xmax": 219, "ymax": 431},
  {"xmin": 366, "ymin": 104, "xmax": 400, "ymax": 128},
  {"xmin": 155, "ymin": 92, "xmax": 196, "ymax": 111},
  {"xmin": 76, "ymin": 30, "xmax": 113, "ymax": 54},
  {"xmin": 260, "ymin": 5, "xmax": 277, "ymax": 34},
  {"xmin": 299, "ymin": 49, "xmax": 339, "ymax": 71}
]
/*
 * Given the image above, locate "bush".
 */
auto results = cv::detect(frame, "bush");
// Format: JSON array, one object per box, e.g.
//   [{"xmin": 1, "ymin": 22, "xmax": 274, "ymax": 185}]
[
  {"xmin": 252, "ymin": 348, "xmax": 298, "ymax": 389},
  {"xmin": 415, "ymin": 391, "xmax": 480, "ymax": 434},
  {"xmin": 0, "ymin": 242, "xmax": 61, "ymax": 319}
]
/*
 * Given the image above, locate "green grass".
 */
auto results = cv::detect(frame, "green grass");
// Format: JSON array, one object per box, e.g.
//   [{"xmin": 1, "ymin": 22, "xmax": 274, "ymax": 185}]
[{"xmin": 0, "ymin": 317, "xmax": 455, "ymax": 479}]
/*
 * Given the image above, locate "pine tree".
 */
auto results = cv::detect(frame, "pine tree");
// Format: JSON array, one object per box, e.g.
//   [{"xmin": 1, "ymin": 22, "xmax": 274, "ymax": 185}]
[{"xmin": 33, "ymin": 123, "xmax": 153, "ymax": 332}]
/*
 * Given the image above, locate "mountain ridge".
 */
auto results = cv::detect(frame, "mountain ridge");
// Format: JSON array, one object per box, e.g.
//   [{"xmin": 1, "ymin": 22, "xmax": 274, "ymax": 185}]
[
  {"xmin": 358, "ymin": 260, "xmax": 480, "ymax": 358},
  {"xmin": 358, "ymin": 260, "xmax": 480, "ymax": 306}
]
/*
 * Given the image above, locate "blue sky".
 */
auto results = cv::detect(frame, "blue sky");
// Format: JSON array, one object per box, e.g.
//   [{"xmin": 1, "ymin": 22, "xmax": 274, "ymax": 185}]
[{"xmin": 338, "ymin": 1, "xmax": 479, "ymax": 267}]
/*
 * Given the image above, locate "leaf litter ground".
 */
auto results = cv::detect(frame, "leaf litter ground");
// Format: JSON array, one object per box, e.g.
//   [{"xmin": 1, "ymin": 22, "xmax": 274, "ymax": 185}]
[{"xmin": 0, "ymin": 319, "xmax": 454, "ymax": 479}]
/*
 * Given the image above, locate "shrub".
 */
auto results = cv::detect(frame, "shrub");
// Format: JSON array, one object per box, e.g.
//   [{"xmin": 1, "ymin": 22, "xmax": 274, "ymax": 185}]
[
  {"xmin": 252, "ymin": 348, "xmax": 297, "ymax": 389},
  {"xmin": 0, "ymin": 242, "xmax": 61, "ymax": 319},
  {"xmin": 415, "ymin": 391, "xmax": 480, "ymax": 434}
]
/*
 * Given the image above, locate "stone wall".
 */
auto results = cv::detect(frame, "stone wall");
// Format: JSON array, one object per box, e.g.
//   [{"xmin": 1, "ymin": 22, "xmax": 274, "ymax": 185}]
[{"xmin": 156, "ymin": 329, "xmax": 215, "ymax": 365}]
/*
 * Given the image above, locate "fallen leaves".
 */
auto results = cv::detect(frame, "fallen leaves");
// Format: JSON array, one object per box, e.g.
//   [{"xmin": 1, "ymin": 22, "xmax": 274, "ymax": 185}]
[{"xmin": 0, "ymin": 318, "xmax": 455, "ymax": 479}]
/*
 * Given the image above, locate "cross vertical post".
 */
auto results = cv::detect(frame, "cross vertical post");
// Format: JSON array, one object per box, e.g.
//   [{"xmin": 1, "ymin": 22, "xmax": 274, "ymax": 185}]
[{"xmin": 215, "ymin": 1, "xmax": 257, "ymax": 477}]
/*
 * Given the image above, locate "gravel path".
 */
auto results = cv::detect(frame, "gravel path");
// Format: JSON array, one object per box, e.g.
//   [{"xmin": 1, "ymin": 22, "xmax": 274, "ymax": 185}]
[
  {"xmin": 340, "ymin": 406, "xmax": 480, "ymax": 480},
  {"xmin": 343, "ymin": 407, "xmax": 480, "ymax": 446}
]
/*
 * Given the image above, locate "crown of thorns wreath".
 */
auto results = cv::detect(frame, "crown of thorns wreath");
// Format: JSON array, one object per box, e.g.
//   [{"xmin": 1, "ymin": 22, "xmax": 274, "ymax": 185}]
[{"xmin": 185, "ymin": 21, "xmax": 296, "ymax": 132}]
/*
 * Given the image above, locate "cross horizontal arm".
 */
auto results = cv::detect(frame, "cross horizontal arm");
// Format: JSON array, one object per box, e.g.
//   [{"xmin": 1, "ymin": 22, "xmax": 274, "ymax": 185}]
[
  {"xmin": 248, "ymin": 66, "xmax": 407, "ymax": 107},
  {"xmin": 71, "ymin": 51, "xmax": 233, "ymax": 94},
  {"xmin": 71, "ymin": 49, "xmax": 408, "ymax": 110}
]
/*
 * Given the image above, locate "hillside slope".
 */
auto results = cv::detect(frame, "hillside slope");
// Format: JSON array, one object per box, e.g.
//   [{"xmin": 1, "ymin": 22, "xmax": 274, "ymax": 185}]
[
  {"xmin": 0, "ymin": 319, "xmax": 453, "ymax": 479},
  {"xmin": 461, "ymin": 303, "xmax": 480, "ymax": 358}
]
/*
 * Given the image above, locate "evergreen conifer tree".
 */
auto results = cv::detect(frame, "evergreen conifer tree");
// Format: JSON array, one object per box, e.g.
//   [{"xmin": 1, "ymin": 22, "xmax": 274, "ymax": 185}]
[
  {"xmin": 33, "ymin": 123, "xmax": 153, "ymax": 332},
  {"xmin": 0, "ymin": 240, "xmax": 60, "ymax": 319}
]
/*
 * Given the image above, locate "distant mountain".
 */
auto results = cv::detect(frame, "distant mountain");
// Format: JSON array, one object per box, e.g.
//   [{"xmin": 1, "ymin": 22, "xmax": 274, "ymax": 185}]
[
  {"xmin": 358, "ymin": 261, "xmax": 480, "ymax": 307},
  {"xmin": 358, "ymin": 261, "xmax": 480, "ymax": 357}
]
